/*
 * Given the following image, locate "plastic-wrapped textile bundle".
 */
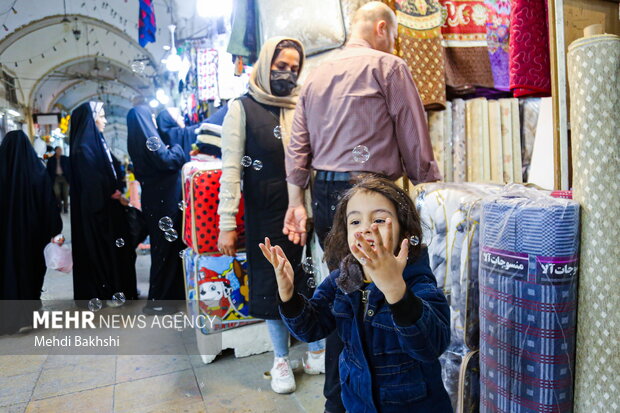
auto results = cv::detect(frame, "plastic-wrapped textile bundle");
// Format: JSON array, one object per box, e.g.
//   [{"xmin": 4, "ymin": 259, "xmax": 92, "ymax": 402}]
[
  {"xmin": 479, "ymin": 185, "xmax": 579, "ymax": 413},
  {"xmin": 413, "ymin": 182, "xmax": 501, "ymax": 412}
]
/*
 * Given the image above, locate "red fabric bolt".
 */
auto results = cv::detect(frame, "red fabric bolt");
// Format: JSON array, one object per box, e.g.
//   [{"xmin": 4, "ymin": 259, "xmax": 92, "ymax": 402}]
[{"xmin": 508, "ymin": 0, "xmax": 551, "ymax": 97}]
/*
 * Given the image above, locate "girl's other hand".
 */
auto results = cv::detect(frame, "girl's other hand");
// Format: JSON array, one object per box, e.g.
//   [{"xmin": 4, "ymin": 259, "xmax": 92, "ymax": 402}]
[
  {"xmin": 259, "ymin": 237, "xmax": 295, "ymax": 302},
  {"xmin": 350, "ymin": 218, "xmax": 409, "ymax": 304}
]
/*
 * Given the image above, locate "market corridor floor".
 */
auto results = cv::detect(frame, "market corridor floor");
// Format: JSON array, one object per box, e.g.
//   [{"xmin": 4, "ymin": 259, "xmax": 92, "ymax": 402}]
[{"xmin": 0, "ymin": 214, "xmax": 325, "ymax": 413}]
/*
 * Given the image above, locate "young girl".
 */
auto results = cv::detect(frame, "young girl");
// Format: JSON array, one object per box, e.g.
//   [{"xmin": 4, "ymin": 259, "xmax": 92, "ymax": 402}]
[{"xmin": 259, "ymin": 176, "xmax": 452, "ymax": 413}]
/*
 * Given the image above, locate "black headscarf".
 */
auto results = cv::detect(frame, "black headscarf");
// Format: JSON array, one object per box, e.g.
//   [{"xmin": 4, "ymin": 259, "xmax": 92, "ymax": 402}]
[
  {"xmin": 0, "ymin": 131, "xmax": 62, "ymax": 331},
  {"xmin": 156, "ymin": 108, "xmax": 198, "ymax": 159}
]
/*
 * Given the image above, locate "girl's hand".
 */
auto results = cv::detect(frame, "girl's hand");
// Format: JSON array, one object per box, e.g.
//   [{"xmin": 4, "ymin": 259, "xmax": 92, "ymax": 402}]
[
  {"xmin": 111, "ymin": 190, "xmax": 122, "ymax": 200},
  {"xmin": 350, "ymin": 218, "xmax": 409, "ymax": 304},
  {"xmin": 258, "ymin": 237, "xmax": 295, "ymax": 302}
]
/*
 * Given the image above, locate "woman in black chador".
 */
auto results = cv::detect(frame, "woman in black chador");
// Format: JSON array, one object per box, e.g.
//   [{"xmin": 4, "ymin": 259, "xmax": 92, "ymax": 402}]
[
  {"xmin": 0, "ymin": 130, "xmax": 62, "ymax": 334},
  {"xmin": 70, "ymin": 102, "xmax": 137, "ymax": 303},
  {"xmin": 127, "ymin": 105, "xmax": 186, "ymax": 310}
]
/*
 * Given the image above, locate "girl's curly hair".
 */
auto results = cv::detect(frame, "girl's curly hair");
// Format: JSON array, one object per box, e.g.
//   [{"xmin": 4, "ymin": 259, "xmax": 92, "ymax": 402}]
[{"xmin": 323, "ymin": 174, "xmax": 423, "ymax": 269}]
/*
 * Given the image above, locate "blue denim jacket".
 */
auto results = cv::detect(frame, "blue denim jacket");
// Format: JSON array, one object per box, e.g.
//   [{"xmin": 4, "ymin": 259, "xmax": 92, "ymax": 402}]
[{"xmin": 280, "ymin": 251, "xmax": 453, "ymax": 413}]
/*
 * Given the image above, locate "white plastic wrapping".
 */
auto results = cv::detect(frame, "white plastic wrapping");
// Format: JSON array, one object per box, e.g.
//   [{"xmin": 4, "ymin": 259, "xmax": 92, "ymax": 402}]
[{"xmin": 413, "ymin": 182, "xmax": 501, "ymax": 411}]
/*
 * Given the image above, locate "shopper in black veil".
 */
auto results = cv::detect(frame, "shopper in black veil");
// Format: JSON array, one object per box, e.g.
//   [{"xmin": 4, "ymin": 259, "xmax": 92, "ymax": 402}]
[
  {"xmin": 156, "ymin": 107, "xmax": 198, "ymax": 159},
  {"xmin": 70, "ymin": 102, "xmax": 137, "ymax": 303},
  {"xmin": 0, "ymin": 130, "xmax": 62, "ymax": 334},
  {"xmin": 127, "ymin": 105, "xmax": 186, "ymax": 310}
]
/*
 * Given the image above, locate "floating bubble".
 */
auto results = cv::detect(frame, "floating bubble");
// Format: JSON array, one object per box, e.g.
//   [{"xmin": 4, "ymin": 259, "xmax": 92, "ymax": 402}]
[
  {"xmin": 179, "ymin": 250, "xmax": 185, "ymax": 258},
  {"xmin": 146, "ymin": 136, "xmax": 161, "ymax": 151},
  {"xmin": 352, "ymin": 145, "xmax": 370, "ymax": 163},
  {"xmin": 307, "ymin": 277, "xmax": 316, "ymax": 289},
  {"xmin": 178, "ymin": 201, "xmax": 185, "ymax": 211},
  {"xmin": 88, "ymin": 298, "xmax": 102, "ymax": 312},
  {"xmin": 158, "ymin": 216, "xmax": 173, "ymax": 231},
  {"xmin": 41, "ymin": 287, "xmax": 47, "ymax": 293},
  {"xmin": 112, "ymin": 292, "xmax": 126, "ymax": 305},
  {"xmin": 130, "ymin": 60, "xmax": 145, "ymax": 74},
  {"xmin": 115, "ymin": 238, "xmax": 125, "ymax": 248},
  {"xmin": 252, "ymin": 160, "xmax": 263, "ymax": 171},
  {"xmin": 330, "ymin": 205, "xmax": 336, "ymax": 211},
  {"xmin": 241, "ymin": 156, "xmax": 252, "ymax": 167},
  {"xmin": 165, "ymin": 229, "xmax": 178, "ymax": 242},
  {"xmin": 409, "ymin": 235, "xmax": 420, "ymax": 246},
  {"xmin": 302, "ymin": 257, "xmax": 315, "ymax": 274},
  {"xmin": 273, "ymin": 125, "xmax": 282, "ymax": 140}
]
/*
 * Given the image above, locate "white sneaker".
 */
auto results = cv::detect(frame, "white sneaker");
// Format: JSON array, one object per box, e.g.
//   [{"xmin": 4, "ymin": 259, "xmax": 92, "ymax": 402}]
[
  {"xmin": 303, "ymin": 350, "xmax": 325, "ymax": 375},
  {"xmin": 270, "ymin": 357, "xmax": 296, "ymax": 394}
]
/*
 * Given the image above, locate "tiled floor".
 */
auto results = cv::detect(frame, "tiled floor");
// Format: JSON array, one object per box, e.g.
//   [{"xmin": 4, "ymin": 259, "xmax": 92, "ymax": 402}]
[{"xmin": 0, "ymin": 215, "xmax": 325, "ymax": 413}]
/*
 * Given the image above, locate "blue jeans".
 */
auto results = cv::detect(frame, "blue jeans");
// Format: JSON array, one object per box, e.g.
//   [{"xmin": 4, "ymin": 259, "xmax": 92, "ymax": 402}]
[{"xmin": 266, "ymin": 319, "xmax": 324, "ymax": 357}]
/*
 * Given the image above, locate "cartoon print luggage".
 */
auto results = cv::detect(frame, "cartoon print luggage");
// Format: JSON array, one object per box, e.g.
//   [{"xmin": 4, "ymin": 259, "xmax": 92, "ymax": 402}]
[
  {"xmin": 182, "ymin": 248, "xmax": 258, "ymax": 335},
  {"xmin": 182, "ymin": 158, "xmax": 245, "ymax": 253}
]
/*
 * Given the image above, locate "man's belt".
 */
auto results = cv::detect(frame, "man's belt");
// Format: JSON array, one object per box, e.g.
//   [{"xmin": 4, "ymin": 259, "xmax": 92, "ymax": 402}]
[{"xmin": 315, "ymin": 170, "xmax": 366, "ymax": 182}]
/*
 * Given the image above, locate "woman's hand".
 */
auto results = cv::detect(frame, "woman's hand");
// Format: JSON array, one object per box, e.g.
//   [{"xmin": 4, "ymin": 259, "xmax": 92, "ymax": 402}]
[
  {"xmin": 350, "ymin": 218, "xmax": 409, "ymax": 304},
  {"xmin": 259, "ymin": 237, "xmax": 295, "ymax": 302},
  {"xmin": 218, "ymin": 230, "xmax": 238, "ymax": 256},
  {"xmin": 119, "ymin": 197, "xmax": 130, "ymax": 207},
  {"xmin": 111, "ymin": 190, "xmax": 122, "ymax": 200}
]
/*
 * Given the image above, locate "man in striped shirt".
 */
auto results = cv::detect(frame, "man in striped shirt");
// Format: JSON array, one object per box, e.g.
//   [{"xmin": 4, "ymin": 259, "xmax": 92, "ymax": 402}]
[{"xmin": 283, "ymin": 2, "xmax": 441, "ymax": 412}]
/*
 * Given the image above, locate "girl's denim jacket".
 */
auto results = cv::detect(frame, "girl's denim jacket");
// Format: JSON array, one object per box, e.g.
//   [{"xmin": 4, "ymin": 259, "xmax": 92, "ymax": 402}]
[{"xmin": 280, "ymin": 249, "xmax": 453, "ymax": 413}]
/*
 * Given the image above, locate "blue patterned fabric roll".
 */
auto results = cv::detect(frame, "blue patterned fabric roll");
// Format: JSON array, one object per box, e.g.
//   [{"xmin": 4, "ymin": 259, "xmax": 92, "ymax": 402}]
[{"xmin": 480, "ymin": 190, "xmax": 579, "ymax": 413}]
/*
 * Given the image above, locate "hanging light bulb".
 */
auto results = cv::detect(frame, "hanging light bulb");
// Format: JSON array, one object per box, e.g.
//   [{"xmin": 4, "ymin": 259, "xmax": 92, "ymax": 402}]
[
  {"xmin": 149, "ymin": 99, "xmax": 160, "ymax": 108},
  {"xmin": 165, "ymin": 25, "xmax": 182, "ymax": 72}
]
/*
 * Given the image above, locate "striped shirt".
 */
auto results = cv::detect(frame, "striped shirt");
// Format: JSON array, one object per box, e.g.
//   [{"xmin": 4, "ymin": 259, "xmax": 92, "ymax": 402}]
[{"xmin": 285, "ymin": 39, "xmax": 441, "ymax": 188}]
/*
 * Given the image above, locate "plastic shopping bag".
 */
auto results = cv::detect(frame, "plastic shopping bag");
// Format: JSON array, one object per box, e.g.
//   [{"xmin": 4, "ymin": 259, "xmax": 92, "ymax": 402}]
[{"xmin": 43, "ymin": 242, "xmax": 73, "ymax": 273}]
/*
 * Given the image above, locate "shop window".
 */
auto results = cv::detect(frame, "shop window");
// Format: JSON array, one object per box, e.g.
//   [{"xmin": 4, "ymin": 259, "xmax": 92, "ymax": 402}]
[{"xmin": 3, "ymin": 72, "xmax": 17, "ymax": 105}]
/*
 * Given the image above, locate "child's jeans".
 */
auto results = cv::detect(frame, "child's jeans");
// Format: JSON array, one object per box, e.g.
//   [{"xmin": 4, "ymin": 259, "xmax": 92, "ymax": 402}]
[{"xmin": 266, "ymin": 318, "xmax": 324, "ymax": 358}]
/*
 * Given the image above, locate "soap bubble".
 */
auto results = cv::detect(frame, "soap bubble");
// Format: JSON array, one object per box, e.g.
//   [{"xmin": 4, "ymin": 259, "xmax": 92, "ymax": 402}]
[
  {"xmin": 409, "ymin": 235, "xmax": 420, "ymax": 246},
  {"xmin": 252, "ymin": 160, "xmax": 263, "ymax": 171},
  {"xmin": 241, "ymin": 156, "xmax": 252, "ymax": 167},
  {"xmin": 179, "ymin": 250, "xmax": 185, "ymax": 258},
  {"xmin": 330, "ymin": 205, "xmax": 336, "ymax": 211},
  {"xmin": 130, "ymin": 60, "xmax": 145, "ymax": 74},
  {"xmin": 307, "ymin": 277, "xmax": 316, "ymax": 289},
  {"xmin": 273, "ymin": 125, "xmax": 282, "ymax": 139},
  {"xmin": 302, "ymin": 257, "xmax": 315, "ymax": 274},
  {"xmin": 158, "ymin": 216, "xmax": 173, "ymax": 231},
  {"xmin": 41, "ymin": 287, "xmax": 47, "ymax": 293},
  {"xmin": 178, "ymin": 201, "xmax": 185, "ymax": 211},
  {"xmin": 115, "ymin": 238, "xmax": 125, "ymax": 248},
  {"xmin": 112, "ymin": 292, "xmax": 126, "ymax": 305},
  {"xmin": 146, "ymin": 136, "xmax": 161, "ymax": 151},
  {"xmin": 88, "ymin": 298, "xmax": 102, "ymax": 312},
  {"xmin": 164, "ymin": 229, "xmax": 178, "ymax": 242},
  {"xmin": 352, "ymin": 145, "xmax": 370, "ymax": 163}
]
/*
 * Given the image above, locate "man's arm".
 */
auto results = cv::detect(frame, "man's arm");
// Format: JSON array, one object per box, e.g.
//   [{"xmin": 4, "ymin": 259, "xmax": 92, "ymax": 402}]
[
  {"xmin": 283, "ymin": 183, "xmax": 307, "ymax": 245},
  {"xmin": 386, "ymin": 62, "xmax": 442, "ymax": 183},
  {"xmin": 283, "ymin": 92, "xmax": 312, "ymax": 245}
]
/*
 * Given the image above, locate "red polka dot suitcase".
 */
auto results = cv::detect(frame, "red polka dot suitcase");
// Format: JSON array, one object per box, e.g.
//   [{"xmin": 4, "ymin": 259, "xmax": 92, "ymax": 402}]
[{"xmin": 182, "ymin": 160, "xmax": 245, "ymax": 254}]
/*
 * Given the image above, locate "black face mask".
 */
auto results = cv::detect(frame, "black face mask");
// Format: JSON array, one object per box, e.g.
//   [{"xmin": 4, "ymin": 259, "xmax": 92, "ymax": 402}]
[{"xmin": 270, "ymin": 70, "xmax": 298, "ymax": 97}]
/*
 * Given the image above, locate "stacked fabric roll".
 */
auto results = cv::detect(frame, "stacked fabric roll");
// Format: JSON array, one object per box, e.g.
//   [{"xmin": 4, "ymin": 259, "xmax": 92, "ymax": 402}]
[
  {"xmin": 568, "ymin": 33, "xmax": 620, "ymax": 413},
  {"xmin": 479, "ymin": 187, "xmax": 580, "ymax": 413},
  {"xmin": 427, "ymin": 97, "xmax": 524, "ymax": 184}
]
